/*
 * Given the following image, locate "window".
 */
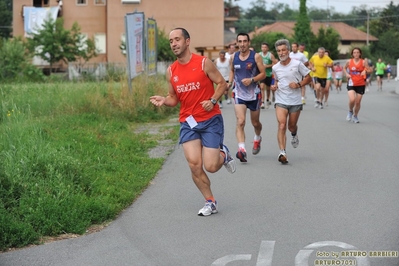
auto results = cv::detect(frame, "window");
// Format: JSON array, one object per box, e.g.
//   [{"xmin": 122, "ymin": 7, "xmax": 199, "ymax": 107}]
[
  {"xmin": 95, "ymin": 0, "xmax": 106, "ymax": 5},
  {"xmin": 77, "ymin": 34, "xmax": 88, "ymax": 51},
  {"xmin": 121, "ymin": 0, "xmax": 141, "ymax": 3},
  {"xmin": 77, "ymin": 0, "xmax": 87, "ymax": 5},
  {"xmin": 33, "ymin": 0, "xmax": 49, "ymax": 7},
  {"xmin": 121, "ymin": 34, "xmax": 126, "ymax": 55},
  {"xmin": 94, "ymin": 33, "xmax": 106, "ymax": 54},
  {"xmin": 341, "ymin": 41, "xmax": 351, "ymax": 45}
]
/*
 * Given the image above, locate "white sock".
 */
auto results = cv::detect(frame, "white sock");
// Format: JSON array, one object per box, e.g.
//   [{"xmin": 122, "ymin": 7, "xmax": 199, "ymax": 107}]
[{"xmin": 238, "ymin": 143, "xmax": 245, "ymax": 150}]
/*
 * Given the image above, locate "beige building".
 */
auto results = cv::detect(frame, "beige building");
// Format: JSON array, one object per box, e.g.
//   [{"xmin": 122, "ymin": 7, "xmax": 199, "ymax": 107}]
[{"xmin": 13, "ymin": 0, "xmax": 225, "ymax": 65}]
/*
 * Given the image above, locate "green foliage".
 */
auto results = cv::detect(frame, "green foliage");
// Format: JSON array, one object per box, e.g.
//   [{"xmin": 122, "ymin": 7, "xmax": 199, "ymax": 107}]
[
  {"xmin": 157, "ymin": 28, "xmax": 175, "ymax": 61},
  {"xmin": 71, "ymin": 22, "xmax": 98, "ymax": 68},
  {"xmin": 293, "ymin": 0, "xmax": 316, "ymax": 52},
  {"xmin": 370, "ymin": 28, "xmax": 399, "ymax": 61},
  {"xmin": 26, "ymin": 18, "xmax": 76, "ymax": 72},
  {"xmin": 26, "ymin": 18, "xmax": 96, "ymax": 74},
  {"xmin": 0, "ymin": 38, "xmax": 45, "ymax": 82},
  {"xmin": 0, "ymin": 0, "xmax": 12, "ymax": 38},
  {"xmin": 251, "ymin": 32, "xmax": 290, "ymax": 55},
  {"xmin": 0, "ymin": 78, "xmax": 179, "ymax": 250},
  {"xmin": 313, "ymin": 27, "xmax": 340, "ymax": 59}
]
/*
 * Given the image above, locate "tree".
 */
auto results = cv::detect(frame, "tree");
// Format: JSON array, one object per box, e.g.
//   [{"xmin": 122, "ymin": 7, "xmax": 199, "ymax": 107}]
[
  {"xmin": 27, "ymin": 18, "xmax": 75, "ymax": 73},
  {"xmin": 157, "ymin": 29, "xmax": 175, "ymax": 61},
  {"xmin": 293, "ymin": 0, "xmax": 315, "ymax": 52},
  {"xmin": 251, "ymin": 32, "xmax": 290, "ymax": 55},
  {"xmin": 0, "ymin": 37, "xmax": 44, "ymax": 81},
  {"xmin": 0, "ymin": 0, "xmax": 12, "ymax": 38},
  {"xmin": 313, "ymin": 27, "xmax": 340, "ymax": 59},
  {"xmin": 70, "ymin": 22, "xmax": 98, "ymax": 68},
  {"xmin": 27, "ymin": 18, "xmax": 96, "ymax": 74}
]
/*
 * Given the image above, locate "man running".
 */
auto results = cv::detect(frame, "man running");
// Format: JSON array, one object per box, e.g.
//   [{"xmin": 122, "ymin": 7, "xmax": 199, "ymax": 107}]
[
  {"xmin": 309, "ymin": 47, "xmax": 333, "ymax": 109},
  {"xmin": 271, "ymin": 39, "xmax": 311, "ymax": 164},
  {"xmin": 150, "ymin": 28, "xmax": 236, "ymax": 216},
  {"xmin": 290, "ymin": 42, "xmax": 309, "ymax": 105},
  {"xmin": 229, "ymin": 33, "xmax": 266, "ymax": 162},
  {"xmin": 375, "ymin": 58, "xmax": 386, "ymax": 91},
  {"xmin": 259, "ymin": 42, "xmax": 276, "ymax": 109}
]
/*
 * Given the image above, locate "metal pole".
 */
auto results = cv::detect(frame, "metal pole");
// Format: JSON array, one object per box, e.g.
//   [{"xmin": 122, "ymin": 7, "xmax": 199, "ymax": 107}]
[{"xmin": 367, "ymin": 11, "xmax": 369, "ymax": 46}]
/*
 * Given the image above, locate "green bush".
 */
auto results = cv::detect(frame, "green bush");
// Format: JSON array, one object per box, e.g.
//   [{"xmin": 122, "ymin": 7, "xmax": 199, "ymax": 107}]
[{"xmin": 0, "ymin": 38, "xmax": 45, "ymax": 82}]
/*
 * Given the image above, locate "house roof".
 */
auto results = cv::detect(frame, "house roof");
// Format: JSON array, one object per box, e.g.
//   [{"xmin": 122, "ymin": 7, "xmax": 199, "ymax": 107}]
[{"xmin": 249, "ymin": 21, "xmax": 378, "ymax": 42}]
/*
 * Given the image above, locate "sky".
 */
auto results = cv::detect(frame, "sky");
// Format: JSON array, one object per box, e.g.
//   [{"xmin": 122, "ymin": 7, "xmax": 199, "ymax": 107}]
[{"xmin": 235, "ymin": 0, "xmax": 398, "ymax": 14}]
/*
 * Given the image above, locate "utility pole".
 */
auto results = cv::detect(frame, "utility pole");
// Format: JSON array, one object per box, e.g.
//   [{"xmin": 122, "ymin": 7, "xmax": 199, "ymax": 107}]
[{"xmin": 366, "ymin": 11, "xmax": 370, "ymax": 46}]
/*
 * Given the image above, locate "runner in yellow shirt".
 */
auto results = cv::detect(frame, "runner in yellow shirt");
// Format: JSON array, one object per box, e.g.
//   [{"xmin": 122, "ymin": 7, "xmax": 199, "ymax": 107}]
[{"xmin": 309, "ymin": 47, "xmax": 334, "ymax": 109}]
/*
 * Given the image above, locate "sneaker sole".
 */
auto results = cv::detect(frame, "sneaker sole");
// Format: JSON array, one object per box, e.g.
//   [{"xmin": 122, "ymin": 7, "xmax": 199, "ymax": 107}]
[
  {"xmin": 198, "ymin": 210, "xmax": 218, "ymax": 216},
  {"xmin": 252, "ymin": 148, "xmax": 261, "ymax": 155},
  {"xmin": 224, "ymin": 160, "xmax": 236, "ymax": 173},
  {"xmin": 278, "ymin": 155, "xmax": 288, "ymax": 164},
  {"xmin": 236, "ymin": 151, "xmax": 247, "ymax": 162}
]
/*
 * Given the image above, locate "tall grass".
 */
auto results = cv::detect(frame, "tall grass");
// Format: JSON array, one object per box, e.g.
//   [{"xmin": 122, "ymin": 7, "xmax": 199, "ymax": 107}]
[{"xmin": 0, "ymin": 75, "xmax": 179, "ymax": 251}]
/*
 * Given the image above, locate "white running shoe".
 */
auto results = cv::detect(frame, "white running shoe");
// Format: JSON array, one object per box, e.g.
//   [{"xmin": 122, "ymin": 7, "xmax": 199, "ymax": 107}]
[
  {"xmin": 291, "ymin": 135, "xmax": 299, "ymax": 148},
  {"xmin": 352, "ymin": 116, "xmax": 359, "ymax": 123},
  {"xmin": 346, "ymin": 111, "xmax": 353, "ymax": 121},
  {"xmin": 198, "ymin": 200, "xmax": 218, "ymax": 216},
  {"xmin": 221, "ymin": 144, "xmax": 236, "ymax": 173}
]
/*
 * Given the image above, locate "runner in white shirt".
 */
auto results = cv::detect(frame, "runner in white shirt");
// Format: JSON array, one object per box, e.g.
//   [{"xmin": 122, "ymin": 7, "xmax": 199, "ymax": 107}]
[
  {"xmin": 271, "ymin": 39, "xmax": 311, "ymax": 164},
  {"xmin": 215, "ymin": 50, "xmax": 232, "ymax": 107},
  {"xmin": 290, "ymin": 42, "xmax": 309, "ymax": 105}
]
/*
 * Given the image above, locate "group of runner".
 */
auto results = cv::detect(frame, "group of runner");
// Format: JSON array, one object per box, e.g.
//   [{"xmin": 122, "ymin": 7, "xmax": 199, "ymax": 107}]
[{"xmin": 150, "ymin": 28, "xmax": 374, "ymax": 216}]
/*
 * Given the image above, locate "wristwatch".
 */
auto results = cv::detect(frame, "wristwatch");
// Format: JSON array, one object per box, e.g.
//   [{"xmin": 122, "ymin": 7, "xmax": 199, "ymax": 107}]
[
  {"xmin": 210, "ymin": 98, "xmax": 217, "ymax": 105},
  {"xmin": 251, "ymin": 78, "xmax": 255, "ymax": 83}
]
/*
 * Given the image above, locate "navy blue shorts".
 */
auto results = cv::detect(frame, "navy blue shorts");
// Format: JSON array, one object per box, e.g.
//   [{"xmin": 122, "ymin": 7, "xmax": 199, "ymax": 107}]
[
  {"xmin": 232, "ymin": 91, "xmax": 262, "ymax": 111},
  {"xmin": 179, "ymin": 114, "xmax": 224, "ymax": 149}
]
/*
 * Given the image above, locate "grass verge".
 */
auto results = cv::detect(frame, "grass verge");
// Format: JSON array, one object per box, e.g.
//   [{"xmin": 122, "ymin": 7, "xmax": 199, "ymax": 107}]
[{"xmin": 0, "ymin": 75, "xmax": 179, "ymax": 251}]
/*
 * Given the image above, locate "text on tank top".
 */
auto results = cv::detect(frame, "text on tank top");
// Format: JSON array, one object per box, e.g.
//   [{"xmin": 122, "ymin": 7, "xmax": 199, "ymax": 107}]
[
  {"xmin": 169, "ymin": 54, "xmax": 221, "ymax": 122},
  {"xmin": 348, "ymin": 59, "xmax": 366, "ymax": 86}
]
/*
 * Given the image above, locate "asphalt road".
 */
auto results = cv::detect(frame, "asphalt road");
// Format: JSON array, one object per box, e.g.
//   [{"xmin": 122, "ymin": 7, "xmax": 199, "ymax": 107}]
[{"xmin": 1, "ymin": 81, "xmax": 399, "ymax": 266}]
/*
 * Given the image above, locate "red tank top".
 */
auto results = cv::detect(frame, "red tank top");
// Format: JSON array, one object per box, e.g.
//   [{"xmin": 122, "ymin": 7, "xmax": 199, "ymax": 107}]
[
  {"xmin": 169, "ymin": 54, "xmax": 221, "ymax": 123},
  {"xmin": 348, "ymin": 59, "xmax": 366, "ymax": 86}
]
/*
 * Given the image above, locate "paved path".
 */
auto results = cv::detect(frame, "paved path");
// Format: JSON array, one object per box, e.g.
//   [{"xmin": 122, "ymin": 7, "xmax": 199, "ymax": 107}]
[{"xmin": 1, "ymin": 81, "xmax": 399, "ymax": 266}]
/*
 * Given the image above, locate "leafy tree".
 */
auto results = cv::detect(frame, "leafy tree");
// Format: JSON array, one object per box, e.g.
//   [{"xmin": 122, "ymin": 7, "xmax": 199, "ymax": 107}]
[
  {"xmin": 70, "ymin": 22, "xmax": 98, "ymax": 68},
  {"xmin": 236, "ymin": 0, "xmax": 275, "ymax": 34},
  {"xmin": 251, "ymin": 32, "xmax": 290, "ymax": 55},
  {"xmin": 313, "ymin": 27, "xmax": 340, "ymax": 59},
  {"xmin": 0, "ymin": 37, "xmax": 44, "ymax": 81},
  {"xmin": 157, "ymin": 29, "xmax": 174, "ymax": 61},
  {"xmin": 0, "ymin": 0, "xmax": 12, "ymax": 38},
  {"xmin": 27, "ymin": 18, "xmax": 96, "ymax": 74},
  {"xmin": 27, "ymin": 18, "xmax": 76, "ymax": 73},
  {"xmin": 293, "ymin": 0, "xmax": 315, "ymax": 52},
  {"xmin": 271, "ymin": 3, "xmax": 298, "ymax": 21},
  {"xmin": 371, "ymin": 28, "xmax": 399, "ymax": 61},
  {"xmin": 235, "ymin": 17, "xmax": 264, "ymax": 34}
]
